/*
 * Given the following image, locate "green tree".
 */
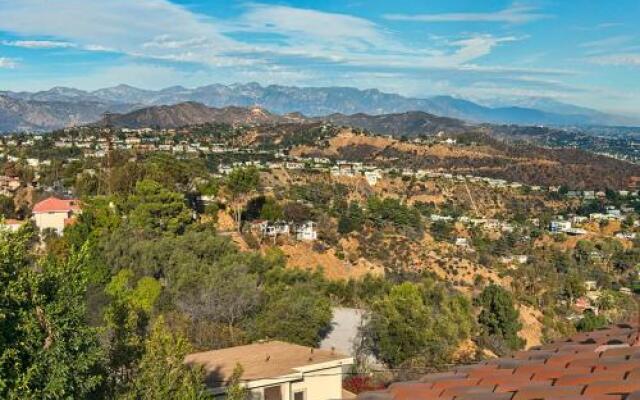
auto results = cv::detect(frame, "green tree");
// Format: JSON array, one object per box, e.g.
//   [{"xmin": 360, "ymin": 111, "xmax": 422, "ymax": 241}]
[
  {"xmin": 0, "ymin": 195, "xmax": 15, "ymax": 218},
  {"xmin": 127, "ymin": 317, "xmax": 210, "ymax": 400},
  {"xmin": 561, "ymin": 272, "xmax": 586, "ymax": 305},
  {"xmin": 366, "ymin": 280, "xmax": 474, "ymax": 367},
  {"xmin": 0, "ymin": 230, "xmax": 105, "ymax": 399},
  {"xmin": 338, "ymin": 202, "xmax": 365, "ymax": 234},
  {"xmin": 252, "ymin": 284, "xmax": 332, "ymax": 347},
  {"xmin": 259, "ymin": 197, "xmax": 283, "ymax": 221},
  {"xmin": 225, "ymin": 363, "xmax": 248, "ymax": 400},
  {"xmin": 125, "ymin": 179, "xmax": 193, "ymax": 234},
  {"xmin": 575, "ymin": 310, "xmax": 606, "ymax": 332},
  {"xmin": 430, "ymin": 220, "xmax": 454, "ymax": 241},
  {"xmin": 477, "ymin": 285, "xmax": 525, "ymax": 353},
  {"xmin": 226, "ymin": 167, "xmax": 260, "ymax": 231},
  {"xmin": 104, "ymin": 269, "xmax": 162, "ymax": 395}
]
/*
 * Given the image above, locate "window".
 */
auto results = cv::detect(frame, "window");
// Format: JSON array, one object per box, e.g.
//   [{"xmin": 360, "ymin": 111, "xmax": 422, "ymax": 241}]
[
  {"xmin": 263, "ymin": 385, "xmax": 282, "ymax": 400},
  {"xmin": 293, "ymin": 390, "xmax": 305, "ymax": 400}
]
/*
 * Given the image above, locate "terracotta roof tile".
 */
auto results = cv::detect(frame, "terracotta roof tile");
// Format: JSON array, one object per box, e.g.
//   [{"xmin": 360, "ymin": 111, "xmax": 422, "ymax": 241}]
[
  {"xmin": 32, "ymin": 197, "xmax": 81, "ymax": 213},
  {"xmin": 511, "ymin": 384, "xmax": 584, "ymax": 399},
  {"xmin": 582, "ymin": 380, "xmax": 640, "ymax": 396},
  {"xmin": 357, "ymin": 323, "xmax": 640, "ymax": 400}
]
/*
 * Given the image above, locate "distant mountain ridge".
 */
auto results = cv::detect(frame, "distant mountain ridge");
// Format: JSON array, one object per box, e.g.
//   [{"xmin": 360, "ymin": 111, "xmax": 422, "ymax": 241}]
[
  {"xmin": 99, "ymin": 102, "xmax": 467, "ymax": 136},
  {"xmin": 1, "ymin": 82, "xmax": 637, "ymax": 132},
  {"xmin": 100, "ymin": 102, "xmax": 305, "ymax": 128}
]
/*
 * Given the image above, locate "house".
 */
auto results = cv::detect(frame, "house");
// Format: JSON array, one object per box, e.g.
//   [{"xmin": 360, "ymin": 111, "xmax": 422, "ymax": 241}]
[
  {"xmin": 550, "ymin": 220, "xmax": 571, "ymax": 233},
  {"xmin": 583, "ymin": 280, "xmax": 597, "ymax": 291},
  {"xmin": 364, "ymin": 170, "xmax": 381, "ymax": 186},
  {"xmin": 259, "ymin": 221, "xmax": 290, "ymax": 237},
  {"xmin": 32, "ymin": 197, "xmax": 81, "ymax": 235},
  {"xmin": 185, "ymin": 341, "xmax": 353, "ymax": 400},
  {"xmin": 0, "ymin": 219, "xmax": 26, "ymax": 233},
  {"xmin": 296, "ymin": 221, "xmax": 318, "ymax": 241}
]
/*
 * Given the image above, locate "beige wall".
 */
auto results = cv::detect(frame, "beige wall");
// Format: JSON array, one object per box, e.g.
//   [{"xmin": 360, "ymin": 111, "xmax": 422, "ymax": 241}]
[
  {"xmin": 241, "ymin": 365, "xmax": 347, "ymax": 400},
  {"xmin": 33, "ymin": 211, "xmax": 69, "ymax": 235},
  {"xmin": 290, "ymin": 365, "xmax": 345, "ymax": 400}
]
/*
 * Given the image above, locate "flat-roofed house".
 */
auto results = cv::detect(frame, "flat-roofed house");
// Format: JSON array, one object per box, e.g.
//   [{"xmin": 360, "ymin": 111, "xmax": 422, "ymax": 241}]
[
  {"xmin": 185, "ymin": 341, "xmax": 353, "ymax": 400},
  {"xmin": 32, "ymin": 197, "xmax": 81, "ymax": 235}
]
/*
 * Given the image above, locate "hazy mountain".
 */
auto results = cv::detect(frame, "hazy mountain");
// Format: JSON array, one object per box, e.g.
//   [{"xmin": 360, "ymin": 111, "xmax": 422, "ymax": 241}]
[
  {"xmin": 0, "ymin": 94, "xmax": 133, "ymax": 132},
  {"xmin": 1, "ymin": 83, "xmax": 637, "ymax": 132}
]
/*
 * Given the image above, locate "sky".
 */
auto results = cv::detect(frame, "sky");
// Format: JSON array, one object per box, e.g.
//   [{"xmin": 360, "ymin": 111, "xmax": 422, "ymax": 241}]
[{"xmin": 0, "ymin": 0, "xmax": 639, "ymax": 115}]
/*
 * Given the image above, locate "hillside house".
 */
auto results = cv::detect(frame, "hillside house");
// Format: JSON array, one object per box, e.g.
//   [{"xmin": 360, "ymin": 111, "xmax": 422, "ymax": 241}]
[
  {"xmin": 257, "ymin": 221, "xmax": 290, "ymax": 237},
  {"xmin": 296, "ymin": 221, "xmax": 317, "ymax": 241},
  {"xmin": 185, "ymin": 341, "xmax": 353, "ymax": 400},
  {"xmin": 32, "ymin": 197, "xmax": 81, "ymax": 235},
  {"xmin": 550, "ymin": 220, "xmax": 571, "ymax": 233},
  {"xmin": 364, "ymin": 170, "xmax": 381, "ymax": 186},
  {"xmin": 0, "ymin": 219, "xmax": 26, "ymax": 233}
]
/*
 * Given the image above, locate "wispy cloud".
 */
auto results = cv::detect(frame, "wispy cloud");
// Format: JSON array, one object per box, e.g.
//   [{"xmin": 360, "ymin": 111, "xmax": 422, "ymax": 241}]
[
  {"xmin": 1, "ymin": 39, "xmax": 76, "ymax": 48},
  {"xmin": 588, "ymin": 53, "xmax": 640, "ymax": 67},
  {"xmin": 384, "ymin": 4, "xmax": 550, "ymax": 24},
  {"xmin": 0, "ymin": 57, "xmax": 17, "ymax": 68},
  {"xmin": 580, "ymin": 35, "xmax": 633, "ymax": 49},
  {"xmin": 597, "ymin": 22, "xmax": 624, "ymax": 29}
]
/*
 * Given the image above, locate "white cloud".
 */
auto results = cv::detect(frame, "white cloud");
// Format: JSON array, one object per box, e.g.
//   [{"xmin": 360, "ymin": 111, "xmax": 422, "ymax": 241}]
[
  {"xmin": 384, "ymin": 4, "xmax": 549, "ymax": 24},
  {"xmin": 0, "ymin": 57, "xmax": 17, "ymax": 68},
  {"xmin": 231, "ymin": 3, "xmax": 391, "ymax": 50},
  {"xmin": 1, "ymin": 39, "xmax": 76, "ymax": 48},
  {"xmin": 0, "ymin": 0, "xmax": 240, "ymax": 62}
]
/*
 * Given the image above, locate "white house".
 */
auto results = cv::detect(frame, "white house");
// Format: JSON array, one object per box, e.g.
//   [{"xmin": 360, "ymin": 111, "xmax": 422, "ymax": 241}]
[
  {"xmin": 0, "ymin": 219, "xmax": 26, "ymax": 233},
  {"xmin": 550, "ymin": 220, "xmax": 571, "ymax": 233},
  {"xmin": 296, "ymin": 221, "xmax": 318, "ymax": 241},
  {"xmin": 364, "ymin": 170, "xmax": 382, "ymax": 186},
  {"xmin": 32, "ymin": 197, "xmax": 81, "ymax": 235},
  {"xmin": 185, "ymin": 341, "xmax": 353, "ymax": 400}
]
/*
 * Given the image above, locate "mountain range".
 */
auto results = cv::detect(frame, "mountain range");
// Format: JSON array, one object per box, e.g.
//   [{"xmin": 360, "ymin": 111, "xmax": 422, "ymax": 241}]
[{"xmin": 1, "ymin": 83, "xmax": 638, "ymax": 132}]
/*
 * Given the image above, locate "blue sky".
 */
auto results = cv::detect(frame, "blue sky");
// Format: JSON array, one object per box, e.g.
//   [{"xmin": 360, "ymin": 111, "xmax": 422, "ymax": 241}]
[{"xmin": 0, "ymin": 0, "xmax": 639, "ymax": 114}]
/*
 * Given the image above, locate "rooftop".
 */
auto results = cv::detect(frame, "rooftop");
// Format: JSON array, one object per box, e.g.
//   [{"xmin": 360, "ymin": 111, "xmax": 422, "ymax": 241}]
[
  {"xmin": 32, "ymin": 197, "xmax": 81, "ymax": 213},
  {"xmin": 359, "ymin": 323, "xmax": 640, "ymax": 400},
  {"xmin": 184, "ymin": 340, "xmax": 351, "ymax": 387}
]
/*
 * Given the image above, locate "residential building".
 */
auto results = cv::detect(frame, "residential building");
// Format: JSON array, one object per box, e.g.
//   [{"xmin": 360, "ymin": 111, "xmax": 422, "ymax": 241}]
[
  {"xmin": 185, "ymin": 341, "xmax": 353, "ymax": 400},
  {"xmin": 296, "ymin": 221, "xmax": 318, "ymax": 241},
  {"xmin": 550, "ymin": 220, "xmax": 571, "ymax": 233},
  {"xmin": 32, "ymin": 197, "xmax": 81, "ymax": 235},
  {"xmin": 364, "ymin": 170, "xmax": 381, "ymax": 186},
  {"xmin": 0, "ymin": 218, "xmax": 26, "ymax": 233}
]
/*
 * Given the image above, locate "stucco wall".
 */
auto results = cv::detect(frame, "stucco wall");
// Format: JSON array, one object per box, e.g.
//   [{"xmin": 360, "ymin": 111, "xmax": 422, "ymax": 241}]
[{"xmin": 33, "ymin": 212, "xmax": 68, "ymax": 234}]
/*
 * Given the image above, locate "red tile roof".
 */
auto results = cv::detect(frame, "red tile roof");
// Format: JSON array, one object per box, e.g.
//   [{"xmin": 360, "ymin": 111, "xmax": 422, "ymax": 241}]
[
  {"xmin": 32, "ymin": 197, "xmax": 81, "ymax": 214},
  {"xmin": 358, "ymin": 323, "xmax": 640, "ymax": 400}
]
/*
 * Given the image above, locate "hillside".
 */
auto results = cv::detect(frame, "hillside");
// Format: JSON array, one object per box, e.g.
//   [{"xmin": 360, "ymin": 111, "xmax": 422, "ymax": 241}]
[
  {"xmin": 100, "ymin": 102, "xmax": 304, "ymax": 128},
  {"xmin": 319, "ymin": 111, "xmax": 468, "ymax": 136},
  {"xmin": 290, "ymin": 129, "xmax": 640, "ymax": 189}
]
